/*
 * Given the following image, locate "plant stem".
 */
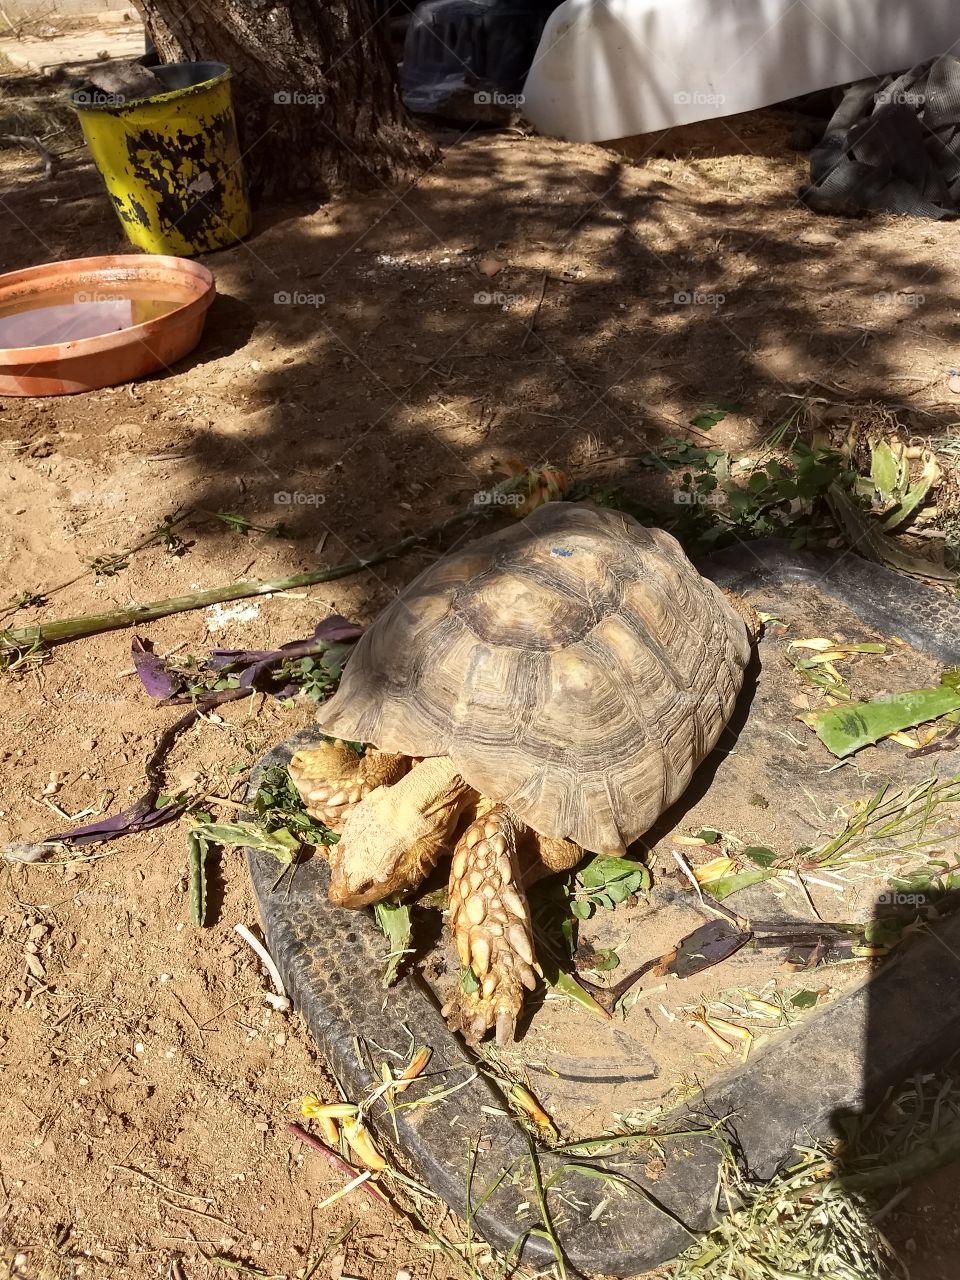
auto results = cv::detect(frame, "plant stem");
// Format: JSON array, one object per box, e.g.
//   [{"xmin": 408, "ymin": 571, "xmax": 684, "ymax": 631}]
[{"xmin": 0, "ymin": 484, "xmax": 521, "ymax": 657}]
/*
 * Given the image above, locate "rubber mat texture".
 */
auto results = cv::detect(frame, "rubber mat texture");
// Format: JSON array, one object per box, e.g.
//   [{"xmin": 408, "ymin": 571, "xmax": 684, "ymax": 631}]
[{"xmin": 247, "ymin": 541, "xmax": 960, "ymax": 1272}]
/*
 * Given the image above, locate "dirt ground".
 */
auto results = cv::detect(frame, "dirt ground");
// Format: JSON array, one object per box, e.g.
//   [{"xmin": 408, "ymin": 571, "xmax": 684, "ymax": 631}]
[{"xmin": 2, "ymin": 74, "xmax": 960, "ymax": 1279}]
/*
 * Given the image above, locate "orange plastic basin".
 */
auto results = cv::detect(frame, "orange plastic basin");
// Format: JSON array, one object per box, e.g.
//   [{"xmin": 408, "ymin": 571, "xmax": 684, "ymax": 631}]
[{"xmin": 0, "ymin": 254, "xmax": 215, "ymax": 396}]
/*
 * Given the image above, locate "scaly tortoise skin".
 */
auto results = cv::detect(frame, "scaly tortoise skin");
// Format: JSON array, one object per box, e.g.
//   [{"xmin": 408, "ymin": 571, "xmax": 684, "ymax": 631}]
[{"xmin": 288, "ymin": 502, "xmax": 755, "ymax": 1044}]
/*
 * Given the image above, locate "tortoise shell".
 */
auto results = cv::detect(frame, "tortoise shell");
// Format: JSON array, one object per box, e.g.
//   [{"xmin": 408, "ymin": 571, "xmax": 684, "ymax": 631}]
[{"xmin": 318, "ymin": 502, "xmax": 750, "ymax": 853}]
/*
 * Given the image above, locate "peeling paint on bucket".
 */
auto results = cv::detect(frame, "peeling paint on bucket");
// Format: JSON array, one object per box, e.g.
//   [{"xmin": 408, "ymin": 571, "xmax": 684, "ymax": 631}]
[{"xmin": 73, "ymin": 61, "xmax": 252, "ymax": 257}]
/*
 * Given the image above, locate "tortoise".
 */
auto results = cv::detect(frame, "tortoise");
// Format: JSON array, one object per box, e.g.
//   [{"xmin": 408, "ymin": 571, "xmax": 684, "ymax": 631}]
[{"xmin": 288, "ymin": 502, "xmax": 757, "ymax": 1045}]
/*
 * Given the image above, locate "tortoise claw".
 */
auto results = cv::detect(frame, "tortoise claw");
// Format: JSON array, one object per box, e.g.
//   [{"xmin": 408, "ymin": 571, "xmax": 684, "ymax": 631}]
[{"xmin": 442, "ymin": 975, "xmax": 526, "ymax": 1047}]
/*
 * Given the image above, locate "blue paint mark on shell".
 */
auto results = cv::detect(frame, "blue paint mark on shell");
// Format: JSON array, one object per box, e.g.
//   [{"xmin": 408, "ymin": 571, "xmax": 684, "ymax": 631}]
[{"xmin": 551, "ymin": 546, "xmax": 574, "ymax": 557}]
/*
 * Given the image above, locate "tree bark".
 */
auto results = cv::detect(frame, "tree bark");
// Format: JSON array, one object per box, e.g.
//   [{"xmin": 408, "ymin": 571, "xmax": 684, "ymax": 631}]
[{"xmin": 135, "ymin": 0, "xmax": 437, "ymax": 200}]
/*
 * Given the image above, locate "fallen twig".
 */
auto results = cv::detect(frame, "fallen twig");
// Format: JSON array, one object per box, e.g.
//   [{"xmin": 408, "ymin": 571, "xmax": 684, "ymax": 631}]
[
  {"xmin": 234, "ymin": 924, "xmax": 287, "ymax": 1001},
  {"xmin": 109, "ymin": 1164, "xmax": 214, "ymax": 1202},
  {"xmin": 520, "ymin": 272, "xmax": 549, "ymax": 351},
  {"xmin": 286, "ymin": 1122, "xmax": 390, "ymax": 1205},
  {"xmin": 1, "ymin": 132, "xmax": 58, "ymax": 176}
]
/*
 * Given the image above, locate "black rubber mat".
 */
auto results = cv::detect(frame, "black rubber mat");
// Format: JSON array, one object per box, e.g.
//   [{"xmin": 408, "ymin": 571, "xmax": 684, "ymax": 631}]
[{"xmin": 246, "ymin": 540, "xmax": 960, "ymax": 1273}]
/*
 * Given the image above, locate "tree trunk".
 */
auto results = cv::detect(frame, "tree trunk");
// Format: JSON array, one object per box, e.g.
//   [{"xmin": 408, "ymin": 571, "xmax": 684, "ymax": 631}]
[{"xmin": 135, "ymin": 0, "xmax": 437, "ymax": 200}]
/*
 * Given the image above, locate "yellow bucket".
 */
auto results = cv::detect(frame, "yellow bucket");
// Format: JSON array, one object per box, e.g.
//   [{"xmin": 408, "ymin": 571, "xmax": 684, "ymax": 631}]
[{"xmin": 73, "ymin": 62, "xmax": 252, "ymax": 257}]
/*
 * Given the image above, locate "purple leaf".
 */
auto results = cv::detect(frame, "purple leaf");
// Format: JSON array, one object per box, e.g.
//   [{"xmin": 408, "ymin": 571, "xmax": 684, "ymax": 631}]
[
  {"xmin": 47, "ymin": 797, "xmax": 187, "ymax": 846},
  {"xmin": 208, "ymin": 616, "xmax": 363, "ymax": 684},
  {"xmin": 42, "ymin": 615, "xmax": 364, "ymax": 851},
  {"xmin": 207, "ymin": 618, "xmax": 362, "ymax": 674},
  {"xmin": 238, "ymin": 656, "xmax": 281, "ymax": 688},
  {"xmin": 313, "ymin": 616, "xmax": 364, "ymax": 643},
  {"xmin": 132, "ymin": 637, "xmax": 182, "ymax": 699},
  {"xmin": 661, "ymin": 920, "xmax": 750, "ymax": 979},
  {"xmin": 206, "ymin": 647, "xmax": 275, "ymax": 671}
]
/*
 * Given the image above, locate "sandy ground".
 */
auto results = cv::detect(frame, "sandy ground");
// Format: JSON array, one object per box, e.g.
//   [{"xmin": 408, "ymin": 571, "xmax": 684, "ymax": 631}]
[{"xmin": 1, "ymin": 81, "xmax": 960, "ymax": 1279}]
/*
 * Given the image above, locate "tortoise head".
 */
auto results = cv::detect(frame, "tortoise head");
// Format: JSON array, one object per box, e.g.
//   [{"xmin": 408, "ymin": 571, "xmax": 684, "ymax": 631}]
[
  {"xmin": 327, "ymin": 820, "xmax": 418, "ymax": 908},
  {"xmin": 327, "ymin": 756, "xmax": 472, "ymax": 909}
]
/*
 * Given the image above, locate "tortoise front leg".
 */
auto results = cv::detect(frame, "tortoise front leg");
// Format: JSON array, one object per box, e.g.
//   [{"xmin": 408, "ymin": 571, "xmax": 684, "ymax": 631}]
[
  {"xmin": 288, "ymin": 739, "xmax": 409, "ymax": 829},
  {"xmin": 443, "ymin": 802, "xmax": 539, "ymax": 1047}
]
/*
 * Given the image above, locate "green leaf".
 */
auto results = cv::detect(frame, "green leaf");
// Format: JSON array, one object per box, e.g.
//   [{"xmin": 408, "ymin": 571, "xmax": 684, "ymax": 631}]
[
  {"xmin": 579, "ymin": 854, "xmax": 648, "ymax": 889},
  {"xmin": 800, "ymin": 686, "xmax": 960, "ymax": 758},
  {"xmin": 826, "ymin": 482, "xmax": 957, "ymax": 581},
  {"xmin": 571, "ymin": 899, "xmax": 593, "ymax": 920},
  {"xmin": 187, "ymin": 828, "xmax": 209, "ymax": 928},
  {"xmin": 726, "ymin": 488, "xmax": 753, "ymax": 514},
  {"xmin": 790, "ymin": 989, "xmax": 820, "ymax": 1010},
  {"xmin": 461, "ymin": 967, "xmax": 479, "ymax": 994},
  {"xmin": 214, "ymin": 510, "xmax": 252, "ymax": 535},
  {"xmin": 742, "ymin": 846, "xmax": 777, "ymax": 867},
  {"xmin": 881, "ymin": 455, "xmax": 939, "ymax": 531},
  {"xmin": 195, "ymin": 820, "xmax": 300, "ymax": 863},
  {"xmin": 864, "ymin": 917, "xmax": 905, "ymax": 947},
  {"xmin": 560, "ymin": 915, "xmax": 576, "ymax": 954},
  {"xmin": 251, "ymin": 764, "xmax": 339, "ymax": 848},
  {"xmin": 604, "ymin": 880, "xmax": 633, "ymax": 904},
  {"xmin": 546, "ymin": 968, "xmax": 610, "ymax": 1018},
  {"xmin": 697, "ymin": 828, "xmax": 721, "ymax": 844},
  {"xmin": 701, "ymin": 868, "xmax": 778, "ymax": 900},
  {"xmin": 374, "ymin": 900, "xmax": 412, "ymax": 986},
  {"xmin": 690, "ymin": 402, "xmax": 743, "ymax": 430},
  {"xmin": 870, "ymin": 440, "xmax": 901, "ymax": 502}
]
